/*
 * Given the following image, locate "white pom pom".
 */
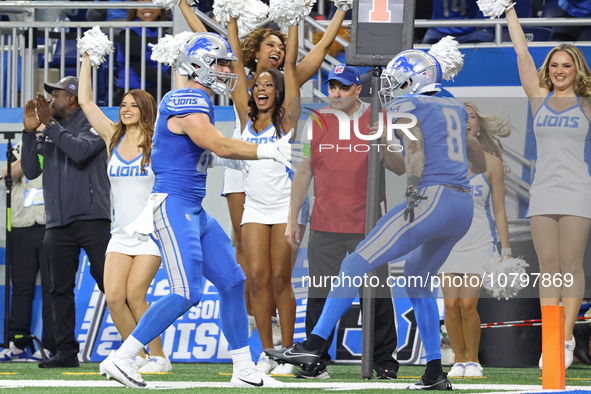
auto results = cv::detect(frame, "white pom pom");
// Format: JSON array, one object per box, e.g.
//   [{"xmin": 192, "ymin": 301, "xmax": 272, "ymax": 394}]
[
  {"xmin": 268, "ymin": 0, "xmax": 316, "ymax": 29},
  {"xmin": 153, "ymin": 0, "xmax": 179, "ymax": 10},
  {"xmin": 482, "ymin": 253, "xmax": 529, "ymax": 300},
  {"xmin": 333, "ymin": 0, "xmax": 352, "ymax": 11},
  {"xmin": 428, "ymin": 35, "xmax": 464, "ymax": 81},
  {"xmin": 237, "ymin": 0, "xmax": 270, "ymax": 36},
  {"xmin": 150, "ymin": 31, "xmax": 195, "ymax": 68},
  {"xmin": 213, "ymin": 0, "xmax": 270, "ymax": 36},
  {"xmin": 77, "ymin": 26, "xmax": 114, "ymax": 68},
  {"xmin": 476, "ymin": 0, "xmax": 514, "ymax": 19},
  {"xmin": 187, "ymin": 0, "xmax": 199, "ymax": 5}
]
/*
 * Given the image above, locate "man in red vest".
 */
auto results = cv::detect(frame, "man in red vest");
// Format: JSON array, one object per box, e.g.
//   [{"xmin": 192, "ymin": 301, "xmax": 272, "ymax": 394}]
[{"xmin": 287, "ymin": 64, "xmax": 400, "ymax": 380}]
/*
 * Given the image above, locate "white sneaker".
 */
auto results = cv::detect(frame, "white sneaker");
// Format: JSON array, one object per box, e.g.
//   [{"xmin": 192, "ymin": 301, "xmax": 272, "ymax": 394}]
[
  {"xmin": 464, "ymin": 362, "xmax": 483, "ymax": 377},
  {"xmin": 255, "ymin": 352, "xmax": 277, "ymax": 374},
  {"xmin": 231, "ymin": 366, "xmax": 285, "ymax": 387},
  {"xmin": 271, "ymin": 362, "xmax": 295, "ymax": 376},
  {"xmin": 99, "ymin": 350, "xmax": 147, "ymax": 388},
  {"xmin": 138, "ymin": 356, "xmax": 173, "ymax": 373},
  {"xmin": 0, "ymin": 342, "xmax": 27, "ymax": 362},
  {"xmin": 248, "ymin": 315, "xmax": 257, "ymax": 338},
  {"xmin": 565, "ymin": 337, "xmax": 575, "ymax": 369},
  {"xmin": 133, "ymin": 355, "xmax": 149, "ymax": 369},
  {"xmin": 447, "ymin": 362, "xmax": 466, "ymax": 377},
  {"xmin": 271, "ymin": 316, "xmax": 282, "ymax": 346},
  {"xmin": 539, "ymin": 337, "xmax": 577, "ymax": 370},
  {"xmin": 28, "ymin": 349, "xmax": 52, "ymax": 362}
]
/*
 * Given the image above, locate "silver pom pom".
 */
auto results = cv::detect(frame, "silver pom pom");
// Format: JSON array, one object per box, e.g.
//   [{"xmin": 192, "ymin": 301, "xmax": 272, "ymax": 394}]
[
  {"xmin": 150, "ymin": 31, "xmax": 195, "ymax": 68},
  {"xmin": 482, "ymin": 253, "xmax": 529, "ymax": 300},
  {"xmin": 268, "ymin": 0, "xmax": 317, "ymax": 29},
  {"xmin": 213, "ymin": 0, "xmax": 270, "ymax": 36},
  {"xmin": 477, "ymin": 0, "xmax": 515, "ymax": 19},
  {"xmin": 153, "ymin": 0, "xmax": 180, "ymax": 10},
  {"xmin": 428, "ymin": 35, "xmax": 464, "ymax": 81},
  {"xmin": 77, "ymin": 26, "xmax": 114, "ymax": 68},
  {"xmin": 333, "ymin": 0, "xmax": 352, "ymax": 11}
]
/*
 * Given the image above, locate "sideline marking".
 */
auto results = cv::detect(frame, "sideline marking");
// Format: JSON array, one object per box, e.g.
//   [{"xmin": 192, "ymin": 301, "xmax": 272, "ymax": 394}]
[{"xmin": 0, "ymin": 379, "xmax": 590, "ymax": 391}]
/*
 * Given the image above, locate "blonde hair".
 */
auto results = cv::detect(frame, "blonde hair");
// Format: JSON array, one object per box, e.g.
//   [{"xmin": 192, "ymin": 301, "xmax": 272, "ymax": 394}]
[
  {"xmin": 538, "ymin": 44, "xmax": 591, "ymax": 97},
  {"xmin": 464, "ymin": 102, "xmax": 514, "ymax": 177}
]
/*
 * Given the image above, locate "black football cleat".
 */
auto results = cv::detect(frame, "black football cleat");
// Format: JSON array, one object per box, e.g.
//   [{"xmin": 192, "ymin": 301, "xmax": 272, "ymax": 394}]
[
  {"xmin": 295, "ymin": 359, "xmax": 330, "ymax": 380},
  {"xmin": 265, "ymin": 341, "xmax": 321, "ymax": 367},
  {"xmin": 375, "ymin": 365, "xmax": 398, "ymax": 379},
  {"xmin": 408, "ymin": 373, "xmax": 452, "ymax": 390}
]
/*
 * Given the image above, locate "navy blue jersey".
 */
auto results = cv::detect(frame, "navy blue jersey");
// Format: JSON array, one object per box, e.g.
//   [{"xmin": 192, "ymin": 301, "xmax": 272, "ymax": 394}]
[
  {"xmin": 152, "ymin": 88, "xmax": 215, "ymax": 203},
  {"xmin": 387, "ymin": 94, "xmax": 470, "ymax": 189},
  {"xmin": 559, "ymin": 0, "xmax": 591, "ymax": 17}
]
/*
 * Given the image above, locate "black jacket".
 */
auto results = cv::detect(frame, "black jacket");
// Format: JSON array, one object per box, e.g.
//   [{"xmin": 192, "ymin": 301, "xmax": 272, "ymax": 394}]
[{"xmin": 21, "ymin": 107, "xmax": 111, "ymax": 229}]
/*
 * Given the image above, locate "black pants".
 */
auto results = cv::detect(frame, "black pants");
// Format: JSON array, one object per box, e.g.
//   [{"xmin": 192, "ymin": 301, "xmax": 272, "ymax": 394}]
[
  {"xmin": 8, "ymin": 225, "xmax": 55, "ymax": 353},
  {"xmin": 306, "ymin": 230, "xmax": 399, "ymax": 370},
  {"xmin": 43, "ymin": 220, "xmax": 110, "ymax": 357}
]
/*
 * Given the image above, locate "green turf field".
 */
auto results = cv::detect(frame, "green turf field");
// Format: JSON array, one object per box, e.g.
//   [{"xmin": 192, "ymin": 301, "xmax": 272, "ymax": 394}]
[{"xmin": 0, "ymin": 361, "xmax": 590, "ymax": 393}]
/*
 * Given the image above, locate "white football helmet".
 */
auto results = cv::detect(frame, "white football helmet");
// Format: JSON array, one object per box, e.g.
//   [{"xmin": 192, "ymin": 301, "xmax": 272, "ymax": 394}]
[
  {"xmin": 379, "ymin": 50, "xmax": 442, "ymax": 107},
  {"xmin": 178, "ymin": 32, "xmax": 238, "ymax": 95}
]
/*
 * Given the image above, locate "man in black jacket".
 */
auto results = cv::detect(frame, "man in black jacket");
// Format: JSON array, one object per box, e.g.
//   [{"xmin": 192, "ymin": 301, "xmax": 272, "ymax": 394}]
[{"xmin": 22, "ymin": 76, "xmax": 111, "ymax": 368}]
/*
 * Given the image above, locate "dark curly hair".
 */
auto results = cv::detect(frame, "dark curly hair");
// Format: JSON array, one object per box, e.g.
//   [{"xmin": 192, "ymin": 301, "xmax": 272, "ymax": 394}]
[
  {"xmin": 248, "ymin": 70, "xmax": 285, "ymax": 138},
  {"xmin": 242, "ymin": 28, "xmax": 287, "ymax": 74}
]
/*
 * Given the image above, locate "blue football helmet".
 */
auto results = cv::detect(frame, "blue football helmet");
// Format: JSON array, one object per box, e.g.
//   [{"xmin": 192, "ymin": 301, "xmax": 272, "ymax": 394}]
[
  {"xmin": 379, "ymin": 50, "xmax": 442, "ymax": 107},
  {"xmin": 178, "ymin": 32, "xmax": 238, "ymax": 95}
]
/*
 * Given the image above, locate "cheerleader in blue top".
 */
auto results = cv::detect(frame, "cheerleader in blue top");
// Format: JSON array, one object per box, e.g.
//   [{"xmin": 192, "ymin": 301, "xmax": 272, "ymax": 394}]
[{"xmin": 506, "ymin": 4, "xmax": 591, "ymax": 369}]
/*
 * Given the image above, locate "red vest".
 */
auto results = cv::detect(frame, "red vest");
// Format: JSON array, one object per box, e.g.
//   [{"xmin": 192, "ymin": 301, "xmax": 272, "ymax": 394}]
[{"xmin": 309, "ymin": 104, "xmax": 375, "ymax": 234}]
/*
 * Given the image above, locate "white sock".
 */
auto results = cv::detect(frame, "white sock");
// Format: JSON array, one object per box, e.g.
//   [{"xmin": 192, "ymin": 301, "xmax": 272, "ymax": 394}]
[
  {"xmin": 115, "ymin": 335, "xmax": 145, "ymax": 363},
  {"xmin": 231, "ymin": 346, "xmax": 254, "ymax": 371}
]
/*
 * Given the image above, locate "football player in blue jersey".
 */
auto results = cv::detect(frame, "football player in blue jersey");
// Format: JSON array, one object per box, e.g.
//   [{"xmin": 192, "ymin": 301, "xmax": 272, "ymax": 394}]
[
  {"xmin": 266, "ymin": 49, "xmax": 486, "ymax": 390},
  {"xmin": 99, "ymin": 32, "xmax": 302, "ymax": 389}
]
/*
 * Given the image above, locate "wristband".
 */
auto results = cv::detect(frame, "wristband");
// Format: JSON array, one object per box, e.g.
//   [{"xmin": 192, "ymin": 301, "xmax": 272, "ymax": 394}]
[
  {"xmin": 338, "ymin": 4, "xmax": 350, "ymax": 11},
  {"xmin": 505, "ymin": 2, "xmax": 516, "ymax": 12},
  {"xmin": 407, "ymin": 175, "xmax": 420, "ymax": 189},
  {"xmin": 256, "ymin": 143, "xmax": 274, "ymax": 160},
  {"xmin": 501, "ymin": 248, "xmax": 512, "ymax": 255}
]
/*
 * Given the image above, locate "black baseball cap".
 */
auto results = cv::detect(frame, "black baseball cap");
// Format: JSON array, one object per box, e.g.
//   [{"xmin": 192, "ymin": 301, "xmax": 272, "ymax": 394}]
[{"xmin": 44, "ymin": 76, "xmax": 79, "ymax": 97}]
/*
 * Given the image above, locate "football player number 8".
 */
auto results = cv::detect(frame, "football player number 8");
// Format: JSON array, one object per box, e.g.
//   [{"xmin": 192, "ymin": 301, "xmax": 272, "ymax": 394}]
[{"xmin": 442, "ymin": 107, "xmax": 464, "ymax": 162}]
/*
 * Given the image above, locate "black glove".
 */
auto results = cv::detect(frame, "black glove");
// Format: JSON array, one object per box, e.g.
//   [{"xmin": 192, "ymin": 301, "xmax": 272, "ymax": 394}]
[{"xmin": 404, "ymin": 186, "xmax": 428, "ymax": 223}]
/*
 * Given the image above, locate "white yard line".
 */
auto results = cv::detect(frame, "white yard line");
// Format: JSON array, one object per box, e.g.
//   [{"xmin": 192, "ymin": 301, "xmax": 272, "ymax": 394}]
[{"xmin": 0, "ymin": 380, "xmax": 590, "ymax": 391}]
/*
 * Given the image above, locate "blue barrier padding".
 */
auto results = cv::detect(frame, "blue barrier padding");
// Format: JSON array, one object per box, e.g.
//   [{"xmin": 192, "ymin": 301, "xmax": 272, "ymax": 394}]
[{"xmin": 1, "ymin": 106, "xmax": 237, "ymax": 124}]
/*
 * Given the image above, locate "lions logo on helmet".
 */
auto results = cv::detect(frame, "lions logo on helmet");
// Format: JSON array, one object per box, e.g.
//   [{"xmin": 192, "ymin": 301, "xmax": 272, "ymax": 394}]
[
  {"xmin": 378, "ymin": 49, "xmax": 442, "ymax": 107},
  {"xmin": 178, "ymin": 32, "xmax": 238, "ymax": 95}
]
